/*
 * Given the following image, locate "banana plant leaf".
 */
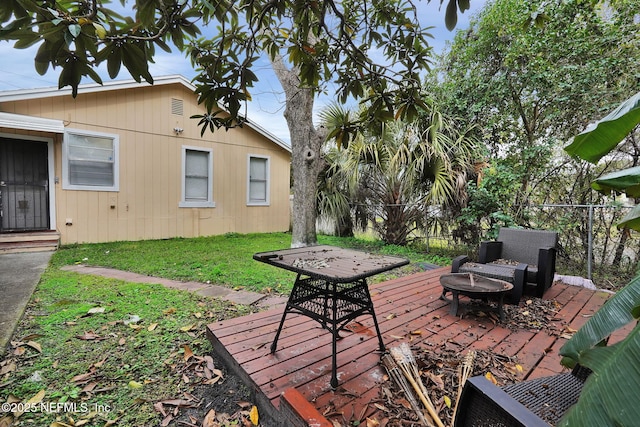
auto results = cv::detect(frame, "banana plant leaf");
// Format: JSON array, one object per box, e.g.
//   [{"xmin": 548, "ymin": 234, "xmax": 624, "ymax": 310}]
[
  {"xmin": 617, "ymin": 204, "xmax": 640, "ymax": 231},
  {"xmin": 560, "ymin": 274, "xmax": 640, "ymax": 364},
  {"xmin": 558, "ymin": 325, "xmax": 640, "ymax": 426},
  {"xmin": 565, "ymin": 91, "xmax": 640, "ymax": 164},
  {"xmin": 591, "ymin": 166, "xmax": 640, "ymax": 198},
  {"xmin": 558, "ymin": 275, "xmax": 640, "ymax": 426}
]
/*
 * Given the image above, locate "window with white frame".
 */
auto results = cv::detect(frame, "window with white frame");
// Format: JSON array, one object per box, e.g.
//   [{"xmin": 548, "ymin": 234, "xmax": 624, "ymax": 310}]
[
  {"xmin": 180, "ymin": 146, "xmax": 214, "ymax": 208},
  {"xmin": 63, "ymin": 129, "xmax": 119, "ymax": 191},
  {"xmin": 247, "ymin": 155, "xmax": 270, "ymax": 206}
]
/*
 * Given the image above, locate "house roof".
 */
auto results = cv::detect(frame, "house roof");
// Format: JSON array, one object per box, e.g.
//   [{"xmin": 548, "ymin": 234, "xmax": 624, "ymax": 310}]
[{"xmin": 0, "ymin": 75, "xmax": 291, "ymax": 153}]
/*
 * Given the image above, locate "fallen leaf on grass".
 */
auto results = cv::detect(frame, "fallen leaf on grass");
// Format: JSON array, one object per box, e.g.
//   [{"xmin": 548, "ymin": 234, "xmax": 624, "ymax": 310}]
[
  {"xmin": 183, "ymin": 345, "xmax": 194, "ymax": 362},
  {"xmin": 75, "ymin": 332, "xmax": 102, "ymax": 341},
  {"xmin": 82, "ymin": 382, "xmax": 98, "ymax": 393},
  {"xmin": 93, "ymin": 357, "xmax": 107, "ymax": 368},
  {"xmin": 0, "ymin": 361, "xmax": 16, "ymax": 375},
  {"xmin": 87, "ymin": 307, "xmax": 105, "ymax": 315},
  {"xmin": 180, "ymin": 324, "xmax": 195, "ymax": 332},
  {"xmin": 148, "ymin": 323, "xmax": 158, "ymax": 331},
  {"xmin": 72, "ymin": 372, "xmax": 95, "ymax": 384},
  {"xmin": 163, "ymin": 307, "xmax": 176, "ymax": 315},
  {"xmin": 14, "ymin": 389, "xmax": 45, "ymax": 418},
  {"xmin": 128, "ymin": 380, "xmax": 143, "ymax": 389},
  {"xmin": 19, "ymin": 334, "xmax": 44, "ymax": 341},
  {"xmin": 25, "ymin": 342, "xmax": 41, "ymax": 353},
  {"xmin": 154, "ymin": 402, "xmax": 167, "ymax": 417}
]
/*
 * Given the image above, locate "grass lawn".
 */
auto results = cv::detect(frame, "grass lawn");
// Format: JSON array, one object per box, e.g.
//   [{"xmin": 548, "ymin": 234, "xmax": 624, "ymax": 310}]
[
  {"xmin": 0, "ymin": 232, "xmax": 452, "ymax": 426},
  {"xmin": 51, "ymin": 232, "xmax": 453, "ymax": 293}
]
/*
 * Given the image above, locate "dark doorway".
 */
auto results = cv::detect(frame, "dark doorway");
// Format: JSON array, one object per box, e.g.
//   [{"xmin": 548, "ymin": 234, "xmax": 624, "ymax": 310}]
[{"xmin": 0, "ymin": 137, "xmax": 50, "ymax": 232}]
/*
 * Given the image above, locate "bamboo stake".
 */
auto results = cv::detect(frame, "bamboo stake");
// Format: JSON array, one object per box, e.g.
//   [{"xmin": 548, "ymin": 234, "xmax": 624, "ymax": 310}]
[
  {"xmin": 451, "ymin": 350, "xmax": 476, "ymax": 425},
  {"xmin": 382, "ymin": 354, "xmax": 432, "ymax": 427},
  {"xmin": 391, "ymin": 344, "xmax": 446, "ymax": 427}
]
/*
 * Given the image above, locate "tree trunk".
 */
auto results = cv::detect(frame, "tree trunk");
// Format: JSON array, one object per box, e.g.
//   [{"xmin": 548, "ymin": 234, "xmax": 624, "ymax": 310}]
[
  {"xmin": 612, "ymin": 228, "xmax": 630, "ymax": 267},
  {"xmin": 271, "ymin": 55, "xmax": 324, "ymax": 247}
]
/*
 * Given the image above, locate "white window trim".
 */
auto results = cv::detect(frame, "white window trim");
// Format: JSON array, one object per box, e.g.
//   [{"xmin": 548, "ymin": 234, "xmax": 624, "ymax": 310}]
[
  {"xmin": 247, "ymin": 154, "xmax": 270, "ymax": 206},
  {"xmin": 62, "ymin": 128, "xmax": 119, "ymax": 191},
  {"xmin": 179, "ymin": 145, "xmax": 215, "ymax": 208}
]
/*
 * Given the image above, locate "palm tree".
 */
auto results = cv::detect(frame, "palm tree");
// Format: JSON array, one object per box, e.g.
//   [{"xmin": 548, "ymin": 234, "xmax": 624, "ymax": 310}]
[{"xmin": 318, "ymin": 103, "xmax": 479, "ymax": 246}]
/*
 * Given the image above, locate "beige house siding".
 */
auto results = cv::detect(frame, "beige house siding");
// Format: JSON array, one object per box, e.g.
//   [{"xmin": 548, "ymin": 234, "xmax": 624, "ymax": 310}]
[{"xmin": 0, "ymin": 79, "xmax": 291, "ymax": 244}]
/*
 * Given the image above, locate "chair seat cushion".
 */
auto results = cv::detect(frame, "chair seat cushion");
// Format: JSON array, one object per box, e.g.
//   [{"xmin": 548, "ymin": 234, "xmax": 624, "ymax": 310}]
[
  {"xmin": 492, "ymin": 259, "xmax": 538, "ymax": 283},
  {"xmin": 460, "ymin": 261, "xmax": 538, "ymax": 284},
  {"xmin": 458, "ymin": 262, "xmax": 519, "ymax": 282}
]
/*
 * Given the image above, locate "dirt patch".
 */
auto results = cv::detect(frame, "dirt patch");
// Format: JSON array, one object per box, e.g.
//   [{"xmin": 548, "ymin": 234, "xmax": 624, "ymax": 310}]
[{"xmin": 173, "ymin": 357, "xmax": 280, "ymax": 427}]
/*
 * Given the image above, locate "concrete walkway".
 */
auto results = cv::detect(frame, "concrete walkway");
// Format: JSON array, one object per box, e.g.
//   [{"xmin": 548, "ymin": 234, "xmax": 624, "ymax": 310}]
[
  {"xmin": 60, "ymin": 264, "xmax": 288, "ymax": 309},
  {"xmin": 0, "ymin": 252, "xmax": 53, "ymax": 356}
]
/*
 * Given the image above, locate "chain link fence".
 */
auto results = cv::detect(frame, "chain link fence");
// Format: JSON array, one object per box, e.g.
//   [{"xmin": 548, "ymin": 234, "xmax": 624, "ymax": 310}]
[
  {"xmin": 419, "ymin": 204, "xmax": 638, "ymax": 289},
  {"xmin": 318, "ymin": 201, "xmax": 639, "ymax": 289}
]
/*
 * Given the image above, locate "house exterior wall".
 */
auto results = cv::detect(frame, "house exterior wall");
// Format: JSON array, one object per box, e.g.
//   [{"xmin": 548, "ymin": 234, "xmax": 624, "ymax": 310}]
[{"xmin": 0, "ymin": 83, "xmax": 291, "ymax": 244}]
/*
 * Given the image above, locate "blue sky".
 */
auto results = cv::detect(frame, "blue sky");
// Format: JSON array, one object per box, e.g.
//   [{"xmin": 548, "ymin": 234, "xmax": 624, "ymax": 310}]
[{"xmin": 0, "ymin": 1, "xmax": 486, "ymax": 143}]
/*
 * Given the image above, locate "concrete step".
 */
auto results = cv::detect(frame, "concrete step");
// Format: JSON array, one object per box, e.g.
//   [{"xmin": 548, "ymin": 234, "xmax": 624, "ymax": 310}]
[{"xmin": 0, "ymin": 231, "xmax": 60, "ymax": 254}]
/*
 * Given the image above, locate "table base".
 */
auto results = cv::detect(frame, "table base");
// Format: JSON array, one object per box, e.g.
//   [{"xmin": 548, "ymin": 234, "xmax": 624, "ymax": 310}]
[{"xmin": 271, "ymin": 275, "xmax": 385, "ymax": 388}]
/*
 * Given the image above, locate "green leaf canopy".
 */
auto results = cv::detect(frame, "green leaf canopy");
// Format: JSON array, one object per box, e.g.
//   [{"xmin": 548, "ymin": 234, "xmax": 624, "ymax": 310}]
[{"xmin": 565, "ymin": 91, "xmax": 640, "ymax": 164}]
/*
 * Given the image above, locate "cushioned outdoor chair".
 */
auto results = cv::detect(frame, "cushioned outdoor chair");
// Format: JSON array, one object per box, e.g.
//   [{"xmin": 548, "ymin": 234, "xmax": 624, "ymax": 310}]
[
  {"xmin": 453, "ymin": 365, "xmax": 591, "ymax": 427},
  {"xmin": 452, "ymin": 228, "xmax": 558, "ymax": 304}
]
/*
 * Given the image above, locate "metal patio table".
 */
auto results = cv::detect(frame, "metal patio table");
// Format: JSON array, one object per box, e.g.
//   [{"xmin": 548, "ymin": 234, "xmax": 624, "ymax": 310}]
[{"xmin": 254, "ymin": 245, "xmax": 409, "ymax": 388}]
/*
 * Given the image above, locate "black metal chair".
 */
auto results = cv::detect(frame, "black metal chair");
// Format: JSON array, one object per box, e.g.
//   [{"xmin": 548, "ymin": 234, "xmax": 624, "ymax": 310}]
[
  {"xmin": 454, "ymin": 365, "xmax": 591, "ymax": 427},
  {"xmin": 452, "ymin": 228, "xmax": 558, "ymax": 304}
]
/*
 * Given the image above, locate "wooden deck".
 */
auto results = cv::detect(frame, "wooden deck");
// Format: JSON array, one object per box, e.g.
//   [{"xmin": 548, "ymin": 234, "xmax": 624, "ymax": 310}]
[{"xmin": 206, "ymin": 267, "xmax": 624, "ymax": 426}]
